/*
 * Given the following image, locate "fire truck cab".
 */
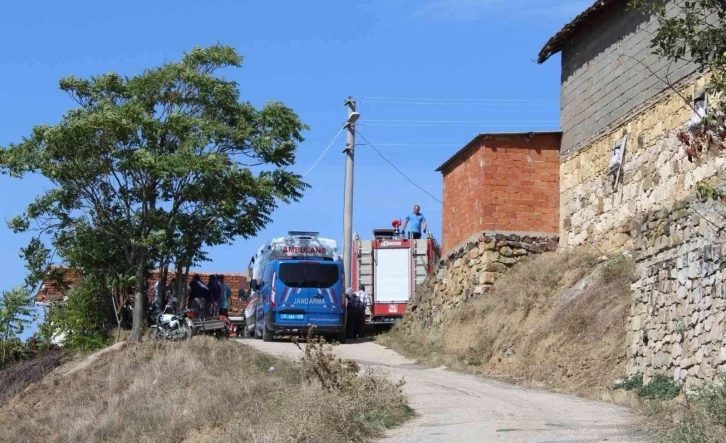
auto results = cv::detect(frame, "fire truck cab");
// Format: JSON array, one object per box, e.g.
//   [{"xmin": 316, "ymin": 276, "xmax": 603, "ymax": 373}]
[{"xmin": 352, "ymin": 224, "xmax": 441, "ymax": 328}]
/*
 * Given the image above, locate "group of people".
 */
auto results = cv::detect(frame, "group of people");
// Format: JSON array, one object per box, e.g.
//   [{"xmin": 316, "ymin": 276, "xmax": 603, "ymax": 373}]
[
  {"xmin": 153, "ymin": 273, "xmax": 235, "ymax": 319},
  {"xmin": 345, "ymin": 284, "xmax": 370, "ymax": 340},
  {"xmin": 186, "ymin": 274, "xmax": 233, "ymax": 318}
]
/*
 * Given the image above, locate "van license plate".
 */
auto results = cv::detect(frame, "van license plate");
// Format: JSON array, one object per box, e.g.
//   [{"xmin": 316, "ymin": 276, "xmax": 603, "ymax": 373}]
[{"xmin": 280, "ymin": 314, "xmax": 304, "ymax": 320}]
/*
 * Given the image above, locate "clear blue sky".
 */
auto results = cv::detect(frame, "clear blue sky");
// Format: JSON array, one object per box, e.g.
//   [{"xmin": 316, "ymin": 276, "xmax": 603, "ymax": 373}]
[{"xmin": 1, "ymin": 0, "xmax": 584, "ymax": 302}]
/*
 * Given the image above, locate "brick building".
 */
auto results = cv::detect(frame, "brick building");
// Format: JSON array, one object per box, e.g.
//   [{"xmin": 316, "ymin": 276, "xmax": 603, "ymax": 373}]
[
  {"xmin": 436, "ymin": 132, "xmax": 561, "ymax": 253},
  {"xmin": 35, "ymin": 268, "xmax": 250, "ymax": 315},
  {"xmin": 538, "ymin": 0, "xmax": 722, "ymax": 251}
]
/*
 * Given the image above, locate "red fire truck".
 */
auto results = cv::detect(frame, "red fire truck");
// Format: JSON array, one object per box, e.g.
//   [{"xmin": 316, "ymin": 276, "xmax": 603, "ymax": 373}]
[{"xmin": 351, "ymin": 222, "xmax": 441, "ymax": 329}]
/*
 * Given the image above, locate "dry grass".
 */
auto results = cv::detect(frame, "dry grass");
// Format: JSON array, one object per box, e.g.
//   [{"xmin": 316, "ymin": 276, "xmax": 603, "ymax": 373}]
[
  {"xmin": 0, "ymin": 337, "xmax": 411, "ymax": 443},
  {"xmin": 382, "ymin": 248, "xmax": 635, "ymax": 398}
]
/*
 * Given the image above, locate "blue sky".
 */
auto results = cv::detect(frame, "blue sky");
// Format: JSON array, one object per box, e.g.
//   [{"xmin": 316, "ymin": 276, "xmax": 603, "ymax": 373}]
[{"xmin": 1, "ymin": 0, "xmax": 584, "ymax": 308}]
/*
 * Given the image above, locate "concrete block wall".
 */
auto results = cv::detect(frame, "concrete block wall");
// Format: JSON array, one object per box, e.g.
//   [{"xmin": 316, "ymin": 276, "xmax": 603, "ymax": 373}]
[
  {"xmin": 560, "ymin": 0, "xmax": 699, "ymax": 155},
  {"xmin": 441, "ymin": 133, "xmax": 560, "ymax": 253}
]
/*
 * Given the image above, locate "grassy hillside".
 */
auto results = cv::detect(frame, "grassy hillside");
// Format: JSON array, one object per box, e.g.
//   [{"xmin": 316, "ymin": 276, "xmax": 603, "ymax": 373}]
[
  {"xmin": 382, "ymin": 249, "xmax": 634, "ymax": 397},
  {"xmin": 0, "ymin": 338, "xmax": 411, "ymax": 443}
]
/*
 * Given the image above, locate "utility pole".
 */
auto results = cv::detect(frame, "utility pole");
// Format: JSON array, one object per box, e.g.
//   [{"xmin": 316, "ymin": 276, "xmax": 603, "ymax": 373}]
[{"xmin": 342, "ymin": 96, "xmax": 358, "ymax": 290}]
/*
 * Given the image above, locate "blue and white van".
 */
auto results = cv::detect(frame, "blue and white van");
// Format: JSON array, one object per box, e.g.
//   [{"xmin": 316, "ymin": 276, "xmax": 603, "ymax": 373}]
[{"xmin": 242, "ymin": 232, "xmax": 346, "ymax": 342}]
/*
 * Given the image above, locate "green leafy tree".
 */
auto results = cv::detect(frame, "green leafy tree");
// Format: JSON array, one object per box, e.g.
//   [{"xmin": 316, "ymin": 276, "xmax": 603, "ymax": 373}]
[
  {"xmin": 0, "ymin": 286, "xmax": 36, "ymax": 341},
  {"xmin": 0, "ymin": 286, "xmax": 36, "ymax": 363},
  {"xmin": 1, "ymin": 44, "xmax": 309, "ymax": 342}
]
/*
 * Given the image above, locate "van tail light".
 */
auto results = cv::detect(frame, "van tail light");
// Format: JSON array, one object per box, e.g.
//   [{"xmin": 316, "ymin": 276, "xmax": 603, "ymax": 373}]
[{"xmin": 270, "ymin": 271, "xmax": 277, "ymax": 309}]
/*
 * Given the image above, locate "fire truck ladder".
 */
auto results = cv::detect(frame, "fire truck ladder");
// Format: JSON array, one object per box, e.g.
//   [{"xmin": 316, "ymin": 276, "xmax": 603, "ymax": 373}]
[{"xmin": 412, "ymin": 236, "xmax": 430, "ymax": 288}]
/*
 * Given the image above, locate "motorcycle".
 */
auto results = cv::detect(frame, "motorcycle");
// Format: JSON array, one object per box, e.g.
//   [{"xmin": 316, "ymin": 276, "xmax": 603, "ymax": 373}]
[{"xmin": 147, "ymin": 298, "xmax": 194, "ymax": 341}]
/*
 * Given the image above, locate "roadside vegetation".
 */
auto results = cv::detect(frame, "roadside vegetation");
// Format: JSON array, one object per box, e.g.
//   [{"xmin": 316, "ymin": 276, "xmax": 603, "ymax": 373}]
[
  {"xmin": 0, "ymin": 337, "xmax": 411, "ymax": 443},
  {"xmin": 612, "ymin": 373, "xmax": 726, "ymax": 443},
  {"xmin": 382, "ymin": 248, "xmax": 634, "ymax": 397}
]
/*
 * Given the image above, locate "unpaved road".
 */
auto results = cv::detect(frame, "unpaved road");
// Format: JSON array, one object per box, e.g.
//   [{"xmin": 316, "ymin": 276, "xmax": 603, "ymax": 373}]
[{"xmin": 239, "ymin": 338, "xmax": 655, "ymax": 443}]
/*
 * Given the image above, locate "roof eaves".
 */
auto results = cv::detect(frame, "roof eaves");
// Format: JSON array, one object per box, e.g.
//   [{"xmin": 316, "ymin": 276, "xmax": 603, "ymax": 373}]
[
  {"xmin": 435, "ymin": 134, "xmax": 485, "ymax": 173},
  {"xmin": 537, "ymin": 0, "xmax": 622, "ymax": 64},
  {"xmin": 435, "ymin": 131, "xmax": 563, "ymax": 173}
]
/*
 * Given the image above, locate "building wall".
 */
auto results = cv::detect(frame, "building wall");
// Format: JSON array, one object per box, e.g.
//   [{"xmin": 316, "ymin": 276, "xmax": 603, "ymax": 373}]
[
  {"xmin": 560, "ymin": 0, "xmax": 699, "ymax": 155},
  {"xmin": 441, "ymin": 133, "xmax": 560, "ymax": 253},
  {"xmin": 560, "ymin": 75, "xmax": 725, "ymax": 251}
]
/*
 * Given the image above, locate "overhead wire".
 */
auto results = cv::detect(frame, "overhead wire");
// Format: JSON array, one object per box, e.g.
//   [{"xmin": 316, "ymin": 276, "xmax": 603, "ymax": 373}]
[
  {"xmin": 360, "ymin": 96, "xmax": 557, "ymax": 103},
  {"xmin": 301, "ymin": 126, "xmax": 345, "ymax": 177},
  {"xmin": 354, "ymin": 128, "xmax": 443, "ymax": 205},
  {"xmin": 361, "ymin": 119, "xmax": 558, "ymax": 124}
]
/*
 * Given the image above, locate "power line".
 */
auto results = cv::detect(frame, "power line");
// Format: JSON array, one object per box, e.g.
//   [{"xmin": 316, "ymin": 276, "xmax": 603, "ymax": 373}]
[
  {"xmin": 361, "ymin": 100, "xmax": 555, "ymax": 106},
  {"xmin": 301, "ymin": 127, "xmax": 345, "ymax": 177},
  {"xmin": 358, "ymin": 143, "xmax": 463, "ymax": 146},
  {"xmin": 354, "ymin": 128, "xmax": 443, "ymax": 205},
  {"xmin": 360, "ymin": 96, "xmax": 557, "ymax": 103},
  {"xmin": 362, "ymin": 119, "xmax": 558, "ymax": 124}
]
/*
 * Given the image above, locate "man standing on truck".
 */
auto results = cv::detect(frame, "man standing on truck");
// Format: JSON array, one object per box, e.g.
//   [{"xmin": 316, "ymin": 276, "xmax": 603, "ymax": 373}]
[{"xmin": 401, "ymin": 205, "xmax": 427, "ymax": 239}]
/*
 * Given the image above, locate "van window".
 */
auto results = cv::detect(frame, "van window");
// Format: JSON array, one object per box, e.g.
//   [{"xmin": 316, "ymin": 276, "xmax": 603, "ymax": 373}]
[
  {"xmin": 278, "ymin": 263, "xmax": 339, "ymax": 288},
  {"xmin": 261, "ymin": 264, "xmax": 275, "ymax": 288}
]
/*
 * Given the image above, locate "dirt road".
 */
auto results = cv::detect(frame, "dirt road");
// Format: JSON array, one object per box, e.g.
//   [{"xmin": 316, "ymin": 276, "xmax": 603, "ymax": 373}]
[{"xmin": 239, "ymin": 338, "xmax": 654, "ymax": 443}]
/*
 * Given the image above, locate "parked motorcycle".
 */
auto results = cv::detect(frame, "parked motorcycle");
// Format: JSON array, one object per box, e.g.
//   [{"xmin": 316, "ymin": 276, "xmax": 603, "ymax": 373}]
[{"xmin": 147, "ymin": 298, "xmax": 194, "ymax": 341}]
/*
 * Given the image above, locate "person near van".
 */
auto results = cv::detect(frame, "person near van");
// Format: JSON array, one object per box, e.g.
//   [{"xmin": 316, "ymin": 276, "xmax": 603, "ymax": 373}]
[
  {"xmin": 346, "ymin": 287, "xmax": 365, "ymax": 340},
  {"xmin": 208, "ymin": 274, "xmax": 221, "ymax": 318},
  {"xmin": 187, "ymin": 274, "xmax": 210, "ymax": 316},
  {"xmin": 355, "ymin": 284, "xmax": 370, "ymax": 338},
  {"xmin": 218, "ymin": 274, "xmax": 232, "ymax": 317},
  {"xmin": 401, "ymin": 205, "xmax": 427, "ymax": 239}
]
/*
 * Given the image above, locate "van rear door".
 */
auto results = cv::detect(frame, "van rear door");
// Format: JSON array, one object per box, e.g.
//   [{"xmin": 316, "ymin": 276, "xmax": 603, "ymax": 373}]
[
  {"xmin": 306, "ymin": 262, "xmax": 343, "ymax": 326},
  {"xmin": 276, "ymin": 261, "xmax": 343, "ymax": 327}
]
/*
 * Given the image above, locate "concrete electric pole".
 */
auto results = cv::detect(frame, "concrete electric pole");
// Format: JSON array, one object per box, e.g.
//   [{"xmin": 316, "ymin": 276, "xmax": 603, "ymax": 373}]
[{"xmin": 342, "ymin": 97, "xmax": 359, "ymax": 290}]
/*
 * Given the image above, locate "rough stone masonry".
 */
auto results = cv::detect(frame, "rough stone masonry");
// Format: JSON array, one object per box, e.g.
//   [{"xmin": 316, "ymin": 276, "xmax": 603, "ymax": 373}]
[
  {"xmin": 401, "ymin": 232, "xmax": 559, "ymax": 331},
  {"xmin": 628, "ymin": 194, "xmax": 726, "ymax": 390}
]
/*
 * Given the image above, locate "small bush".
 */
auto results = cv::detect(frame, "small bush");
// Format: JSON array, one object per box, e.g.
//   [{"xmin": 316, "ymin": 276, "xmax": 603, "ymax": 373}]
[
  {"xmin": 613, "ymin": 373, "xmax": 644, "ymax": 391},
  {"xmin": 612, "ymin": 373, "xmax": 680, "ymax": 400},
  {"xmin": 47, "ymin": 277, "xmax": 115, "ymax": 351},
  {"xmin": 637, "ymin": 374, "xmax": 680, "ymax": 400},
  {"xmin": 663, "ymin": 376, "xmax": 726, "ymax": 443}
]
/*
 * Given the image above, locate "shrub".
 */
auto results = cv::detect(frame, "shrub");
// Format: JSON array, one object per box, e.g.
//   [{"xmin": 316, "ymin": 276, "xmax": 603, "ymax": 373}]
[
  {"xmin": 47, "ymin": 277, "xmax": 115, "ymax": 351},
  {"xmin": 612, "ymin": 373, "xmax": 680, "ymax": 400},
  {"xmin": 637, "ymin": 374, "xmax": 680, "ymax": 400},
  {"xmin": 663, "ymin": 376, "xmax": 726, "ymax": 443}
]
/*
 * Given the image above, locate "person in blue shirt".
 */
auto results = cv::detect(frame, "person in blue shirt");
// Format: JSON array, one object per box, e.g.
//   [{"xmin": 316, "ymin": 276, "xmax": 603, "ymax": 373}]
[{"xmin": 402, "ymin": 205, "xmax": 428, "ymax": 239}]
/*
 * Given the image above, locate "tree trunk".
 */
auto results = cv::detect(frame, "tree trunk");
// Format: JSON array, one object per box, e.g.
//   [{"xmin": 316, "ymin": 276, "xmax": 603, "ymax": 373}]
[
  {"xmin": 110, "ymin": 287, "xmax": 122, "ymax": 343},
  {"xmin": 174, "ymin": 267, "xmax": 184, "ymax": 312},
  {"xmin": 129, "ymin": 248, "xmax": 147, "ymax": 342},
  {"xmin": 159, "ymin": 259, "xmax": 169, "ymax": 310}
]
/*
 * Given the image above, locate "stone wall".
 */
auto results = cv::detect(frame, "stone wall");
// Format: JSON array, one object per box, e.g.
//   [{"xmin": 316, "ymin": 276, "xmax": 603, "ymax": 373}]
[
  {"xmin": 628, "ymin": 196, "xmax": 726, "ymax": 390},
  {"xmin": 404, "ymin": 232, "xmax": 559, "ymax": 329},
  {"xmin": 560, "ymin": 74, "xmax": 726, "ymax": 252}
]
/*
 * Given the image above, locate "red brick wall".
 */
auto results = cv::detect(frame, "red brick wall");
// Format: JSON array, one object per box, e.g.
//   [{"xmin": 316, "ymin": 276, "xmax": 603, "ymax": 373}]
[
  {"xmin": 441, "ymin": 133, "xmax": 561, "ymax": 253},
  {"xmin": 36, "ymin": 269, "xmax": 250, "ymax": 316}
]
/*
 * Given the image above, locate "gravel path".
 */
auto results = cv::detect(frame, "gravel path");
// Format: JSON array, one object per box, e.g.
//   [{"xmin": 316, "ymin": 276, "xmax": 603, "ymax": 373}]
[{"xmin": 238, "ymin": 338, "xmax": 655, "ymax": 443}]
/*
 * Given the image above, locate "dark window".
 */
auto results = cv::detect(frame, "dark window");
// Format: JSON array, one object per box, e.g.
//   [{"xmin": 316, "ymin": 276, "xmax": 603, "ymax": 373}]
[
  {"xmin": 278, "ymin": 263, "xmax": 340, "ymax": 288},
  {"xmin": 263, "ymin": 264, "xmax": 275, "ymax": 287}
]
